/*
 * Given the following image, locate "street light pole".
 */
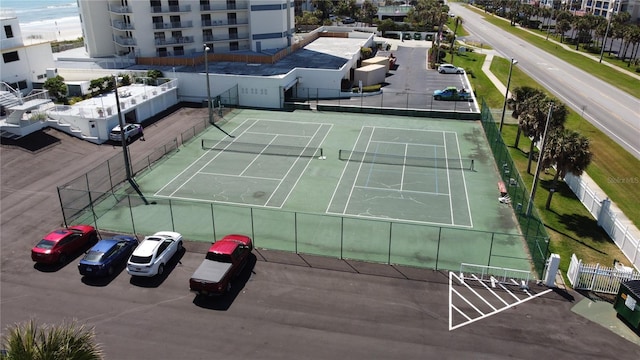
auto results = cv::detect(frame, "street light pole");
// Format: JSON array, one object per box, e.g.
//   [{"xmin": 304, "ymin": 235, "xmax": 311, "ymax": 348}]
[
  {"xmin": 526, "ymin": 102, "xmax": 554, "ymax": 217},
  {"xmin": 499, "ymin": 58, "xmax": 517, "ymax": 133},
  {"xmin": 204, "ymin": 44, "xmax": 213, "ymax": 125},
  {"xmin": 113, "ymin": 75, "xmax": 131, "ymax": 181},
  {"xmin": 599, "ymin": 1, "xmax": 615, "ymax": 63}
]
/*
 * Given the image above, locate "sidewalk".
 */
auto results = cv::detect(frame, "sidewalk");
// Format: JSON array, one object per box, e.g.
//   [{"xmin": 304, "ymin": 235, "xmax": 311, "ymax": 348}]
[{"xmin": 469, "ymin": 42, "xmax": 640, "ymax": 270}]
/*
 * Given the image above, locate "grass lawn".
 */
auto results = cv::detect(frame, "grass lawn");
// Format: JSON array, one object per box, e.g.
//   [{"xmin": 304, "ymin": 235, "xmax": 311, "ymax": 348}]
[
  {"xmin": 466, "ymin": 6, "xmax": 640, "ymax": 98},
  {"xmin": 448, "ymin": 48, "xmax": 636, "ymax": 275},
  {"xmin": 490, "ymin": 57, "xmax": 640, "ymax": 230}
]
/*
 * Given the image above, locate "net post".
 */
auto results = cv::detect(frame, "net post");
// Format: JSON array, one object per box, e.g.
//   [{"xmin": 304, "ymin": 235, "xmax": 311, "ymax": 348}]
[{"xmin": 318, "ymin": 148, "xmax": 326, "ymax": 160}]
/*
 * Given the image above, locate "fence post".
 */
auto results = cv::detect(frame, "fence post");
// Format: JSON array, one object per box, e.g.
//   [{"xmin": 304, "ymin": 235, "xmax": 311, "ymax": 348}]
[
  {"xmin": 210, "ymin": 203, "xmax": 216, "ymax": 241},
  {"xmin": 388, "ymin": 222, "xmax": 392, "ymax": 265},
  {"xmin": 57, "ymin": 187, "xmax": 68, "ymax": 227},
  {"xmin": 128, "ymin": 195, "xmax": 136, "ymax": 235},
  {"xmin": 435, "ymin": 227, "xmax": 442, "ymax": 270},
  {"xmin": 488, "ymin": 233, "xmax": 494, "ymax": 267},
  {"xmin": 590, "ymin": 263, "xmax": 600, "ymax": 291},
  {"xmin": 169, "ymin": 199, "xmax": 175, "ymax": 231}
]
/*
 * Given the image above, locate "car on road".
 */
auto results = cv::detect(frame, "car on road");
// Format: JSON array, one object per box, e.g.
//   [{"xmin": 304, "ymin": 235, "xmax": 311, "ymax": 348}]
[
  {"xmin": 109, "ymin": 123, "xmax": 142, "ymax": 143},
  {"xmin": 31, "ymin": 225, "xmax": 97, "ymax": 265},
  {"xmin": 437, "ymin": 64, "xmax": 465, "ymax": 74},
  {"xmin": 127, "ymin": 231, "xmax": 183, "ymax": 277},
  {"xmin": 78, "ymin": 235, "xmax": 138, "ymax": 277},
  {"xmin": 342, "ymin": 17, "xmax": 355, "ymax": 24},
  {"xmin": 433, "ymin": 87, "xmax": 472, "ymax": 101}
]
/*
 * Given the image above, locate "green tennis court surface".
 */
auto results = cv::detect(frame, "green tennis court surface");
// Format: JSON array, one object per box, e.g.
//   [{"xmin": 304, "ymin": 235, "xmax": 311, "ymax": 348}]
[{"xmin": 97, "ymin": 109, "xmax": 532, "ymax": 272}]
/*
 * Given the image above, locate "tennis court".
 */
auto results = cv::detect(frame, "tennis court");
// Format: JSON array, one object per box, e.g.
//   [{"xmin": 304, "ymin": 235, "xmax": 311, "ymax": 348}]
[
  {"xmin": 328, "ymin": 126, "xmax": 473, "ymax": 227},
  {"xmin": 154, "ymin": 118, "xmax": 330, "ymax": 208},
  {"xmin": 91, "ymin": 109, "xmax": 532, "ymax": 271}
]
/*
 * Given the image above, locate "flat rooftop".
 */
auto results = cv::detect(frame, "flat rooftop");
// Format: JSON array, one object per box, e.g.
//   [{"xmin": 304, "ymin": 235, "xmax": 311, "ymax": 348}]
[{"xmin": 56, "ymin": 36, "xmax": 369, "ymax": 77}]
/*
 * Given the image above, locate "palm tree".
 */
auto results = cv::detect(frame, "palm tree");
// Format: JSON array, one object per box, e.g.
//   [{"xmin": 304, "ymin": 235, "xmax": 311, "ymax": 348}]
[
  {"xmin": 511, "ymin": 87, "xmax": 545, "ymax": 149},
  {"xmin": 450, "ymin": 16, "xmax": 463, "ymax": 63},
  {"xmin": 518, "ymin": 99, "xmax": 567, "ymax": 174},
  {"xmin": 1, "ymin": 319, "xmax": 103, "ymax": 360},
  {"xmin": 540, "ymin": 128, "xmax": 592, "ymax": 209}
]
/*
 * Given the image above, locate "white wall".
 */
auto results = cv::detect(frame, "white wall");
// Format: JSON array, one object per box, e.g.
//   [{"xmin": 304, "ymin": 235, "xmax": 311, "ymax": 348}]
[{"xmin": 248, "ymin": 0, "xmax": 295, "ymax": 52}]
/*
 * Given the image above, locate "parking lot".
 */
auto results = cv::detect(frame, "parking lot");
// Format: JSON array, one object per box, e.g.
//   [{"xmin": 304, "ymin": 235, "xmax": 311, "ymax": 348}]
[{"xmin": 2, "ymin": 106, "xmax": 639, "ymax": 358}]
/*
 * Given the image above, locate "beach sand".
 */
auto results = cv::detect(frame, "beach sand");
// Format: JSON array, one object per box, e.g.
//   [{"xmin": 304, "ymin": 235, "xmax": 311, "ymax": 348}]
[{"xmin": 19, "ymin": 16, "xmax": 83, "ymax": 43}]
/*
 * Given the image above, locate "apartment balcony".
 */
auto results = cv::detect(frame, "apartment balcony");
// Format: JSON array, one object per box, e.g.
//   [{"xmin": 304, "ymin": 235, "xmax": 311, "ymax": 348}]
[
  {"xmin": 203, "ymin": 33, "xmax": 250, "ymax": 42},
  {"xmin": 156, "ymin": 48, "xmax": 197, "ymax": 57},
  {"xmin": 113, "ymin": 35, "xmax": 137, "ymax": 46},
  {"xmin": 201, "ymin": 19, "xmax": 249, "ymax": 27},
  {"xmin": 112, "ymin": 20, "xmax": 135, "ymax": 31},
  {"xmin": 108, "ymin": 4, "xmax": 132, "ymax": 13},
  {"xmin": 150, "ymin": 5, "xmax": 191, "ymax": 13},
  {"xmin": 154, "ymin": 36, "xmax": 194, "ymax": 46},
  {"xmin": 153, "ymin": 21, "xmax": 193, "ymax": 30},
  {"xmin": 200, "ymin": 1, "xmax": 249, "ymax": 11}
]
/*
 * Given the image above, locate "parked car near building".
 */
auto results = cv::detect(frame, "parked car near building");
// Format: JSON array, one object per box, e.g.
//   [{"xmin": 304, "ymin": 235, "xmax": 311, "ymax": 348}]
[
  {"xmin": 437, "ymin": 64, "xmax": 465, "ymax": 74},
  {"xmin": 109, "ymin": 123, "xmax": 142, "ymax": 143},
  {"xmin": 433, "ymin": 87, "xmax": 472, "ymax": 101}
]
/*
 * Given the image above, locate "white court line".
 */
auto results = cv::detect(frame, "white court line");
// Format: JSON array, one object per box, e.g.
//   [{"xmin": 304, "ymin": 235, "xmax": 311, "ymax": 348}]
[
  {"xmin": 199, "ymin": 172, "xmax": 281, "ymax": 181},
  {"xmin": 265, "ymin": 123, "xmax": 327, "ymax": 207},
  {"xmin": 401, "ymin": 143, "xmax": 407, "ymax": 191},
  {"xmin": 443, "ymin": 132, "xmax": 455, "ymax": 226},
  {"xmin": 373, "ymin": 140, "xmax": 445, "ymax": 147},
  {"xmin": 167, "ymin": 121, "xmax": 259, "ymax": 197},
  {"xmin": 326, "ymin": 126, "xmax": 371, "ymax": 213},
  {"xmin": 278, "ymin": 124, "xmax": 333, "ymax": 208},
  {"xmin": 454, "ymin": 132, "xmax": 473, "ymax": 228},
  {"xmin": 323, "ymin": 210, "xmax": 474, "ymax": 228},
  {"xmin": 238, "ymin": 135, "xmax": 277, "ymax": 177},
  {"xmin": 243, "ymin": 131, "xmax": 312, "ymax": 138},
  {"xmin": 341, "ymin": 127, "xmax": 377, "ymax": 214},
  {"xmin": 153, "ymin": 193, "xmax": 282, "ymax": 208},
  {"xmin": 352, "ymin": 185, "xmax": 449, "ymax": 196},
  {"xmin": 154, "ymin": 119, "xmax": 256, "ymax": 197}
]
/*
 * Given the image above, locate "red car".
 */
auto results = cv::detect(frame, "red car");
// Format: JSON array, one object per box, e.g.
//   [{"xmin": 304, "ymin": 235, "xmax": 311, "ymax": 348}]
[{"xmin": 31, "ymin": 225, "xmax": 97, "ymax": 265}]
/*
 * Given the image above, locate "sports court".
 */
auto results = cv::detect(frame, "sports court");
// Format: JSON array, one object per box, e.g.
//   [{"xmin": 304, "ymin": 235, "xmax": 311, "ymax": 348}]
[{"xmin": 98, "ymin": 109, "xmax": 531, "ymax": 271}]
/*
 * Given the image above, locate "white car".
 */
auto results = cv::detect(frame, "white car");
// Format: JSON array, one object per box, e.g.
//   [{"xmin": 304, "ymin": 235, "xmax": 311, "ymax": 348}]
[
  {"xmin": 437, "ymin": 64, "xmax": 465, "ymax": 74},
  {"xmin": 127, "ymin": 231, "xmax": 183, "ymax": 277},
  {"xmin": 109, "ymin": 123, "xmax": 142, "ymax": 142}
]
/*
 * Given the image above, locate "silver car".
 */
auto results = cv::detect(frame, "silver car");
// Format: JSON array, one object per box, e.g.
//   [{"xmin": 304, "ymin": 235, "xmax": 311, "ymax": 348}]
[
  {"xmin": 109, "ymin": 123, "xmax": 142, "ymax": 142},
  {"xmin": 437, "ymin": 64, "xmax": 465, "ymax": 74}
]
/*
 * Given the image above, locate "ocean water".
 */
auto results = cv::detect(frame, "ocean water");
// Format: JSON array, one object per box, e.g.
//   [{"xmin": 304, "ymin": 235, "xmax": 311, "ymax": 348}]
[{"xmin": 2, "ymin": 0, "xmax": 79, "ymax": 24}]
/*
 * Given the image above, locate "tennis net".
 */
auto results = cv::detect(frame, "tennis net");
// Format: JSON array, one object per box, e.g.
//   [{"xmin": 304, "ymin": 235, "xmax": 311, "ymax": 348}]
[
  {"xmin": 202, "ymin": 139, "xmax": 323, "ymax": 158},
  {"xmin": 338, "ymin": 150, "xmax": 474, "ymax": 170}
]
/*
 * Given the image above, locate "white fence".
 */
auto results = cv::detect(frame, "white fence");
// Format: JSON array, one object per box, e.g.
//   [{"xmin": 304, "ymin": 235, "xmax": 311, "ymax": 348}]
[
  {"xmin": 564, "ymin": 172, "xmax": 640, "ymax": 270},
  {"xmin": 567, "ymin": 254, "xmax": 640, "ymax": 294}
]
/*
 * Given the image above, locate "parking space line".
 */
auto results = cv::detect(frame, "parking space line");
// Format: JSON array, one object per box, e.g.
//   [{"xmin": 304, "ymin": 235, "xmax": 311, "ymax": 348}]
[{"xmin": 449, "ymin": 271, "xmax": 553, "ymax": 331}]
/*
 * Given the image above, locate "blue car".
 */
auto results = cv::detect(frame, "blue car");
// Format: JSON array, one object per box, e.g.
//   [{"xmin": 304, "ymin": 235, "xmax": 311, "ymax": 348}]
[
  {"xmin": 433, "ymin": 86, "xmax": 473, "ymax": 101},
  {"xmin": 78, "ymin": 235, "xmax": 138, "ymax": 277}
]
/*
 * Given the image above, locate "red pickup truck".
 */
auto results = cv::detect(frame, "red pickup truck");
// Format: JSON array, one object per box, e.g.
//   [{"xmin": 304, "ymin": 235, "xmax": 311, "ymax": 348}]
[{"xmin": 189, "ymin": 234, "xmax": 253, "ymax": 296}]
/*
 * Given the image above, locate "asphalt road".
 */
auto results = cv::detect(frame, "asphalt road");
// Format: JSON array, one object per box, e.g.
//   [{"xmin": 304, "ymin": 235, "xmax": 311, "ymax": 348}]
[
  {"xmin": 450, "ymin": 3, "xmax": 640, "ymax": 160},
  {"xmin": 2, "ymin": 106, "xmax": 640, "ymax": 358}
]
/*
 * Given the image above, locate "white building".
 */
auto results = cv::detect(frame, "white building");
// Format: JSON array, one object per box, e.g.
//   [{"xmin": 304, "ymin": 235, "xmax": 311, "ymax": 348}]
[
  {"xmin": 581, "ymin": 0, "xmax": 640, "ymax": 20},
  {"xmin": 1, "ymin": 11, "xmax": 56, "ymax": 96},
  {"xmin": 78, "ymin": 0, "xmax": 296, "ymax": 58}
]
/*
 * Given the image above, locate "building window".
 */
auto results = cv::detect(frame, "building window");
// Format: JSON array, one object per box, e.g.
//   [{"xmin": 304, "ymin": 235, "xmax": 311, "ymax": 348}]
[
  {"xmin": 174, "ymin": 46, "xmax": 184, "ymax": 55},
  {"xmin": 3, "ymin": 51, "xmax": 19, "ymax": 63},
  {"xmin": 4, "ymin": 25, "xmax": 14, "ymax": 38}
]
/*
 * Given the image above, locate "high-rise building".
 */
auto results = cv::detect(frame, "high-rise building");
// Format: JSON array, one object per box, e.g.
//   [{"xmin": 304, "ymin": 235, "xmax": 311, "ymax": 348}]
[{"xmin": 78, "ymin": 0, "xmax": 295, "ymax": 58}]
